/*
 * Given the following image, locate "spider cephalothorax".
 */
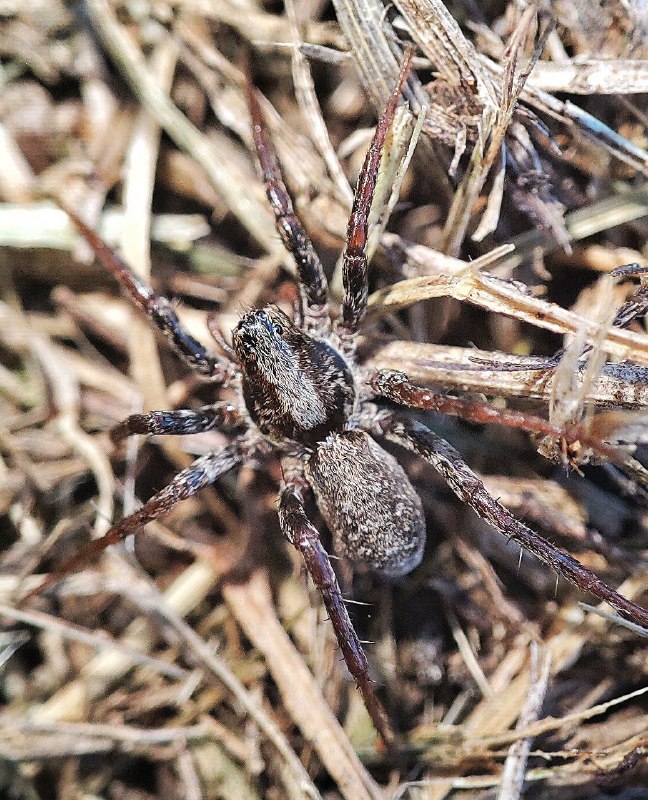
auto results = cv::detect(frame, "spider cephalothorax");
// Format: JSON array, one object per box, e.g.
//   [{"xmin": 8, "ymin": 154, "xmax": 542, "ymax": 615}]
[
  {"xmin": 233, "ymin": 307, "xmax": 355, "ymax": 445},
  {"xmin": 33, "ymin": 52, "xmax": 648, "ymax": 748}
]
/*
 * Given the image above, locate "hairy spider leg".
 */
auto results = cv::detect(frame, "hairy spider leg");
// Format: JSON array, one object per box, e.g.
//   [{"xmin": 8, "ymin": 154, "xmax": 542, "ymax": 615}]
[
  {"xmin": 610, "ymin": 262, "xmax": 648, "ymax": 330},
  {"xmin": 247, "ymin": 80, "xmax": 328, "ymax": 319},
  {"xmin": 373, "ymin": 371, "xmax": 648, "ymax": 501},
  {"xmin": 278, "ymin": 476, "xmax": 395, "ymax": 747},
  {"xmin": 380, "ymin": 415, "xmax": 648, "ymax": 630},
  {"xmin": 110, "ymin": 401, "xmax": 242, "ymax": 445},
  {"xmin": 369, "ymin": 370, "xmax": 641, "ymax": 471},
  {"xmin": 340, "ymin": 50, "xmax": 414, "ymax": 335},
  {"xmin": 25, "ymin": 446, "xmax": 241, "ymax": 600},
  {"xmin": 60, "ymin": 203, "xmax": 230, "ymax": 381}
]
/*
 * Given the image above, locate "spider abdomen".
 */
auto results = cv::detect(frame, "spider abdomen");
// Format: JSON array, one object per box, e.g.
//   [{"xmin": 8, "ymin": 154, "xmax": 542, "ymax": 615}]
[{"xmin": 306, "ymin": 430, "xmax": 426, "ymax": 577}]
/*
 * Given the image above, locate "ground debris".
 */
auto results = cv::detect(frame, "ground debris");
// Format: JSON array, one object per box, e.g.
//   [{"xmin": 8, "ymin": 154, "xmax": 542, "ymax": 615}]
[{"xmin": 1, "ymin": 1, "xmax": 648, "ymax": 798}]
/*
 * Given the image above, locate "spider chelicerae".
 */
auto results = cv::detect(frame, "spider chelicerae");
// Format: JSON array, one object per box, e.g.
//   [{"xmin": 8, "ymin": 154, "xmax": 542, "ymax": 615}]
[{"xmin": 33, "ymin": 53, "xmax": 648, "ymax": 746}]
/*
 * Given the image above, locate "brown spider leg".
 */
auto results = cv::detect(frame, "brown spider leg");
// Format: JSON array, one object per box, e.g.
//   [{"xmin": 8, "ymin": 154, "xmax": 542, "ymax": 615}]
[
  {"xmin": 379, "ymin": 415, "xmax": 648, "ymax": 630},
  {"xmin": 246, "ymin": 80, "xmax": 328, "ymax": 320},
  {"xmin": 60, "ymin": 203, "xmax": 230, "ymax": 381},
  {"xmin": 368, "ymin": 370, "xmax": 633, "ymax": 468},
  {"xmin": 24, "ymin": 445, "xmax": 240, "ymax": 600},
  {"xmin": 110, "ymin": 402, "xmax": 242, "ymax": 445},
  {"xmin": 339, "ymin": 50, "xmax": 414, "ymax": 336},
  {"xmin": 278, "ymin": 477, "xmax": 395, "ymax": 748},
  {"xmin": 610, "ymin": 262, "xmax": 648, "ymax": 329}
]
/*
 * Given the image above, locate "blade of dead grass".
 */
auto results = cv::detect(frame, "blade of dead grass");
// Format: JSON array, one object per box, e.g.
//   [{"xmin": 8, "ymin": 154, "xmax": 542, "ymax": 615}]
[
  {"xmin": 29, "ymin": 560, "xmax": 219, "ymax": 722},
  {"xmin": 27, "ymin": 559, "xmax": 321, "ymax": 799},
  {"xmin": 118, "ymin": 566, "xmax": 324, "ymax": 800},
  {"xmin": 0, "ymin": 304, "xmax": 114, "ymax": 541},
  {"xmin": 210, "ymin": 0, "xmax": 346, "ymax": 52},
  {"xmin": 330, "ymin": 0, "xmax": 409, "ymax": 114},
  {"xmin": 223, "ymin": 569, "xmax": 385, "ymax": 800},
  {"xmin": 492, "ymin": 186, "xmax": 648, "ymax": 274},
  {"xmin": 475, "ymin": 681, "xmax": 648, "ymax": 750},
  {"xmin": 406, "ymin": 640, "xmax": 648, "ymax": 798},
  {"xmin": 0, "ymin": 717, "xmax": 234, "ymax": 761},
  {"xmin": 496, "ymin": 644, "xmax": 551, "ymax": 800},
  {"xmin": 284, "ymin": 0, "xmax": 354, "ymax": 208},
  {"xmin": 0, "ymin": 603, "xmax": 188, "ymax": 681},
  {"xmin": 119, "ymin": 38, "xmax": 174, "ymax": 411},
  {"xmin": 527, "ymin": 58, "xmax": 648, "ymax": 94},
  {"xmin": 357, "ymin": 1, "xmax": 648, "ymax": 252},
  {"xmin": 0, "ymin": 121, "xmax": 36, "ymax": 202},
  {"xmin": 520, "ymin": 86, "xmax": 648, "ymax": 177},
  {"xmin": 172, "ymin": 17, "xmax": 337, "ymax": 211},
  {"xmin": 366, "ymin": 341, "xmax": 648, "ymax": 409},
  {"xmin": 439, "ymin": 7, "xmax": 553, "ymax": 254},
  {"xmin": 101, "ymin": 560, "xmax": 385, "ymax": 798},
  {"xmin": 332, "ymin": 0, "xmax": 461, "ymax": 147},
  {"xmin": 411, "ymin": 573, "xmax": 648, "ymax": 775},
  {"xmin": 0, "ymin": 202, "xmax": 209, "ymax": 251},
  {"xmin": 392, "ymin": 0, "xmax": 497, "ymax": 108},
  {"xmin": 368, "ymin": 269, "xmax": 648, "ymax": 364},
  {"xmin": 84, "ymin": 0, "xmax": 276, "ymax": 249},
  {"xmin": 396, "ymin": 734, "xmax": 648, "ymax": 798}
]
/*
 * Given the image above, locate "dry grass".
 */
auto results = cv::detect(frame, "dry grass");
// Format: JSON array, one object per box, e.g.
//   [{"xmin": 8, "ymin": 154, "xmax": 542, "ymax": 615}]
[{"xmin": 1, "ymin": 1, "xmax": 648, "ymax": 798}]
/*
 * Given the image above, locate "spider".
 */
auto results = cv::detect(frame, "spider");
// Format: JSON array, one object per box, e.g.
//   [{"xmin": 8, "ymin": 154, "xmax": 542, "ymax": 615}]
[{"xmin": 31, "ymin": 53, "xmax": 648, "ymax": 747}]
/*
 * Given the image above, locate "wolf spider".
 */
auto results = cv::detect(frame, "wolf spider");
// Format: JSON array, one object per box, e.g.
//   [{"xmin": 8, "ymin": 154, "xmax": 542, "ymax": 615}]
[{"xmin": 32, "ymin": 54, "xmax": 648, "ymax": 746}]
